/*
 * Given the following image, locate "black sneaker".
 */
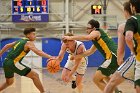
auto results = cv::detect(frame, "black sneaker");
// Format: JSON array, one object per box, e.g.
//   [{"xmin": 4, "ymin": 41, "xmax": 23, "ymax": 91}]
[
  {"xmin": 118, "ymin": 91, "xmax": 122, "ymax": 93},
  {"xmin": 115, "ymin": 89, "xmax": 122, "ymax": 93},
  {"xmin": 72, "ymin": 81, "xmax": 76, "ymax": 89}
]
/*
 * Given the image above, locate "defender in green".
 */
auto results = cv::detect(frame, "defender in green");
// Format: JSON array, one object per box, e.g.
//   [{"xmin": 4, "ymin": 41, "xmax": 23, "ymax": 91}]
[
  {"xmin": 63, "ymin": 19, "xmax": 119, "ymax": 92},
  {"xmin": 0, "ymin": 28, "xmax": 52, "ymax": 93}
]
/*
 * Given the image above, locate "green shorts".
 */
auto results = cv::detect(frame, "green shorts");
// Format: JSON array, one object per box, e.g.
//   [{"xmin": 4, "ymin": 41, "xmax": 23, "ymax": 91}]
[
  {"xmin": 98, "ymin": 54, "xmax": 119, "ymax": 76},
  {"xmin": 3, "ymin": 58, "xmax": 31, "ymax": 78}
]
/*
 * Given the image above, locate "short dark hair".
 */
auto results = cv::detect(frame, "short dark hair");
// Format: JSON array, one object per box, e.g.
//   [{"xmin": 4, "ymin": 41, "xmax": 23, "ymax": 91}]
[
  {"xmin": 129, "ymin": 0, "xmax": 140, "ymax": 13},
  {"xmin": 23, "ymin": 28, "xmax": 35, "ymax": 35},
  {"xmin": 123, "ymin": 2, "xmax": 133, "ymax": 15},
  {"xmin": 88, "ymin": 19, "xmax": 100, "ymax": 30}
]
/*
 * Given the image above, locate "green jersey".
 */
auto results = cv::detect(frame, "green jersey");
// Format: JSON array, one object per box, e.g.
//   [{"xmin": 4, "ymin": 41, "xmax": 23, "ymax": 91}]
[
  {"xmin": 125, "ymin": 15, "xmax": 140, "ymax": 61},
  {"xmin": 6, "ymin": 38, "xmax": 30, "ymax": 64},
  {"xmin": 92, "ymin": 29, "xmax": 117, "ymax": 59}
]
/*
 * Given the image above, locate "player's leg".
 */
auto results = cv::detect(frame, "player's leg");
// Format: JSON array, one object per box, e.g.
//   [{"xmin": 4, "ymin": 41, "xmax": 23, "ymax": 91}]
[
  {"xmin": 0, "ymin": 77, "xmax": 14, "ymax": 91},
  {"xmin": 74, "ymin": 58, "xmax": 87, "ymax": 93},
  {"xmin": 135, "ymin": 61, "xmax": 140, "ymax": 93},
  {"xmin": 71, "ymin": 75, "xmax": 77, "ymax": 89},
  {"xmin": 94, "ymin": 54, "xmax": 119, "ymax": 91},
  {"xmin": 104, "ymin": 55, "xmax": 135, "ymax": 93},
  {"xmin": 61, "ymin": 68, "xmax": 71, "ymax": 82},
  {"xmin": 13, "ymin": 61, "xmax": 45, "ymax": 93},
  {"xmin": 26, "ymin": 70, "xmax": 45, "ymax": 93},
  {"xmin": 61, "ymin": 59, "xmax": 74, "ymax": 82},
  {"xmin": 0, "ymin": 59, "xmax": 15, "ymax": 91},
  {"xmin": 94, "ymin": 59, "xmax": 112, "ymax": 91},
  {"xmin": 103, "ymin": 72, "xmax": 124, "ymax": 93},
  {"xmin": 136, "ymin": 86, "xmax": 140, "ymax": 93},
  {"xmin": 93, "ymin": 70, "xmax": 107, "ymax": 91},
  {"xmin": 75, "ymin": 74, "xmax": 84, "ymax": 93}
]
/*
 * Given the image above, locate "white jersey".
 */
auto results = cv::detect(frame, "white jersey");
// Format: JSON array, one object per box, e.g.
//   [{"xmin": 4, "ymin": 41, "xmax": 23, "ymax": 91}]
[
  {"xmin": 66, "ymin": 41, "xmax": 88, "ymax": 63},
  {"xmin": 66, "ymin": 41, "xmax": 85, "ymax": 55},
  {"xmin": 65, "ymin": 41, "xmax": 88, "ymax": 75}
]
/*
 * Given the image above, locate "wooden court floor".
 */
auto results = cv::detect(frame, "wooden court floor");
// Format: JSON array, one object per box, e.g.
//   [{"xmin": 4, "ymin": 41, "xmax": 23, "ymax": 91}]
[{"xmin": 0, "ymin": 67, "xmax": 135, "ymax": 93}]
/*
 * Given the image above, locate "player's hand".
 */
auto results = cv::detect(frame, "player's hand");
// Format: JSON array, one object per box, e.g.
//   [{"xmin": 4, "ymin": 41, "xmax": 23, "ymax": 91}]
[
  {"xmin": 64, "ymin": 75, "xmax": 71, "ymax": 83},
  {"xmin": 62, "ymin": 36, "xmax": 71, "ymax": 41},
  {"xmin": 47, "ymin": 56, "xmax": 56, "ymax": 62},
  {"xmin": 70, "ymin": 55, "xmax": 75, "ymax": 60},
  {"xmin": 75, "ymin": 55, "xmax": 82, "ymax": 60}
]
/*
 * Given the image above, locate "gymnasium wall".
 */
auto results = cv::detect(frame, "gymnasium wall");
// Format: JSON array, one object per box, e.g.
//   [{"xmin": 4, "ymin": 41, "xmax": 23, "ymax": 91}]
[
  {"xmin": 42, "ymin": 37, "xmax": 130, "ymax": 67},
  {"xmin": 0, "ymin": 37, "xmax": 130, "ymax": 68}
]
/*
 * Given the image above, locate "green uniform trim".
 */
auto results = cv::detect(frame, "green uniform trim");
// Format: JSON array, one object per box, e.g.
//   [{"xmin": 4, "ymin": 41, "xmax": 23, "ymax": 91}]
[
  {"xmin": 3, "ymin": 38, "xmax": 31, "ymax": 78},
  {"xmin": 92, "ymin": 29, "xmax": 117, "ymax": 59},
  {"xmin": 97, "ymin": 54, "xmax": 119, "ymax": 76},
  {"xmin": 92, "ymin": 29, "xmax": 118, "ymax": 76}
]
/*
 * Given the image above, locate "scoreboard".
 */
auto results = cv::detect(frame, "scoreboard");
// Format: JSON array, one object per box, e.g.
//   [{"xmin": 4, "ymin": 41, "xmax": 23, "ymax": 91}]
[
  {"xmin": 12, "ymin": 0, "xmax": 49, "ymax": 22},
  {"xmin": 91, "ymin": 5, "xmax": 102, "ymax": 14}
]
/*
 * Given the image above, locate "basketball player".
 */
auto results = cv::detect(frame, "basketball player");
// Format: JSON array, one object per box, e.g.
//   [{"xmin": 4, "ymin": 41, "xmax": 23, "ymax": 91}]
[
  {"xmin": 0, "ymin": 28, "xmax": 52, "ymax": 93},
  {"xmin": 63, "ymin": 19, "xmax": 120, "ymax": 92},
  {"xmin": 103, "ymin": 2, "xmax": 135, "ymax": 93},
  {"xmin": 125, "ymin": 0, "xmax": 140, "ymax": 92},
  {"xmin": 55, "ymin": 33, "xmax": 88, "ymax": 93}
]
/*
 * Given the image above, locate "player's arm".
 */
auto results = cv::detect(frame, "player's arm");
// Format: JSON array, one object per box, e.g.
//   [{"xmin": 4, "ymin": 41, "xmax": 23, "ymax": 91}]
[
  {"xmin": 125, "ymin": 18, "xmax": 136, "ymax": 54},
  {"xmin": 25, "ymin": 41, "xmax": 51, "ymax": 58},
  {"xmin": 0, "ymin": 42, "xmax": 16, "ymax": 56},
  {"xmin": 63, "ymin": 31, "xmax": 100, "ymax": 41},
  {"xmin": 75, "ymin": 45, "xmax": 97, "ymax": 59},
  {"xmin": 125, "ymin": 31, "xmax": 135, "ymax": 54},
  {"xmin": 56, "ymin": 43, "xmax": 66, "ymax": 63},
  {"xmin": 69, "ymin": 44, "xmax": 85, "ymax": 77},
  {"xmin": 117, "ymin": 24, "xmax": 125, "ymax": 65}
]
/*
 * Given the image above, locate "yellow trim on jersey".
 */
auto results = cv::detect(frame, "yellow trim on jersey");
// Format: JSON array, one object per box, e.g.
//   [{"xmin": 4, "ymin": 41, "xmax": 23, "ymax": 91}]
[
  {"xmin": 134, "ymin": 32, "xmax": 140, "ymax": 61},
  {"xmin": 97, "ymin": 38, "xmax": 112, "ymax": 59},
  {"xmin": 22, "ymin": 38, "xmax": 28, "ymax": 40},
  {"xmin": 14, "ymin": 42, "xmax": 20, "ymax": 50},
  {"xmin": 14, "ymin": 51, "xmax": 27, "ymax": 64}
]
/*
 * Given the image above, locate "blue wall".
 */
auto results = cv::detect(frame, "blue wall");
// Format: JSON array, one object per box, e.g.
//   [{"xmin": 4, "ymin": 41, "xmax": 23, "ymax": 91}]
[
  {"xmin": 0, "ymin": 37, "xmax": 131, "ymax": 67},
  {"xmin": 42, "ymin": 37, "xmax": 131, "ymax": 67},
  {"xmin": 42, "ymin": 38, "xmax": 69, "ymax": 67}
]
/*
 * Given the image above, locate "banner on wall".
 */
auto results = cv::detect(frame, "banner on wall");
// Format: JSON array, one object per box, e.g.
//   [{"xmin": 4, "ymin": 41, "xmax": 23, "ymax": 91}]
[{"xmin": 12, "ymin": 0, "xmax": 49, "ymax": 22}]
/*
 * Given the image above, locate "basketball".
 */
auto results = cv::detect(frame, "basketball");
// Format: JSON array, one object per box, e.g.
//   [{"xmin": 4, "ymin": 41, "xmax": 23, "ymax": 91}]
[{"xmin": 47, "ymin": 59, "xmax": 60, "ymax": 74}]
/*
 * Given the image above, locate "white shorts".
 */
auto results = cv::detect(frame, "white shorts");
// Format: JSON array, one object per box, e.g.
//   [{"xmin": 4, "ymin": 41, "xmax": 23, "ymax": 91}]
[
  {"xmin": 117, "ymin": 55, "xmax": 135, "ymax": 81},
  {"xmin": 64, "ymin": 56, "xmax": 88, "ymax": 75}
]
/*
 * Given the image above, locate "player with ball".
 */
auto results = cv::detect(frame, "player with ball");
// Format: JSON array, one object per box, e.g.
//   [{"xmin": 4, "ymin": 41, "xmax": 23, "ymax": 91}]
[{"xmin": 52, "ymin": 33, "xmax": 88, "ymax": 93}]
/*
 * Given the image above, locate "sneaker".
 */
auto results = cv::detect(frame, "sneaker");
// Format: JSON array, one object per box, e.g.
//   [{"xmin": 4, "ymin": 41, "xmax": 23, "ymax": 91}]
[
  {"xmin": 72, "ymin": 80, "xmax": 76, "ymax": 89},
  {"xmin": 115, "ymin": 89, "xmax": 122, "ymax": 93},
  {"xmin": 118, "ymin": 91, "xmax": 122, "ymax": 93}
]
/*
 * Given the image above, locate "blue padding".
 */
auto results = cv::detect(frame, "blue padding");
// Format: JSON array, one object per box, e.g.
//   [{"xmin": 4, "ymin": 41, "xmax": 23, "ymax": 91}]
[
  {"xmin": 0, "ymin": 37, "xmax": 131, "ymax": 67},
  {"xmin": 42, "ymin": 38, "xmax": 68, "ymax": 67},
  {"xmin": 42, "ymin": 37, "xmax": 131, "ymax": 67}
]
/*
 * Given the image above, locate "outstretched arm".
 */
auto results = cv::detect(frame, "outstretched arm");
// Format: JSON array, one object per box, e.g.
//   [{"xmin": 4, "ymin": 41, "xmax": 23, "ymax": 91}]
[
  {"xmin": 56, "ymin": 43, "xmax": 66, "ymax": 63},
  {"xmin": 63, "ymin": 31, "xmax": 100, "ymax": 41},
  {"xmin": 75, "ymin": 45, "xmax": 97, "ymax": 59},
  {"xmin": 0, "ymin": 42, "xmax": 16, "ymax": 56},
  {"xmin": 25, "ymin": 41, "xmax": 51, "ymax": 58},
  {"xmin": 117, "ymin": 24, "xmax": 125, "ymax": 65}
]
